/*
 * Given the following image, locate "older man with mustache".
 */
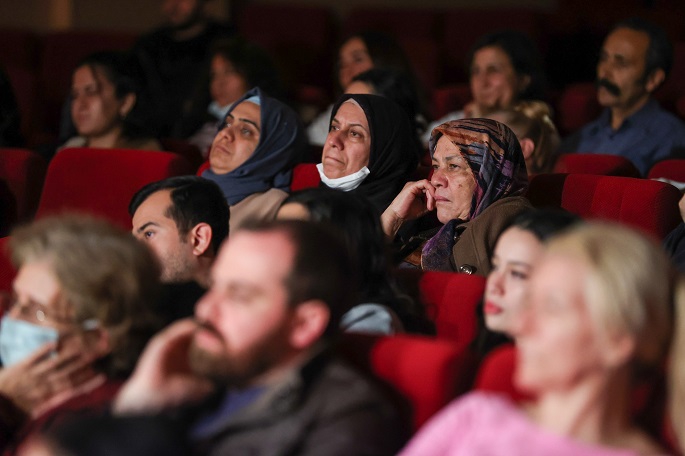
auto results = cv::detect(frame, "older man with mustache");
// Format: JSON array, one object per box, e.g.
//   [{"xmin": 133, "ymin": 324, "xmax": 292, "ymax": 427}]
[{"xmin": 559, "ymin": 17, "xmax": 685, "ymax": 175}]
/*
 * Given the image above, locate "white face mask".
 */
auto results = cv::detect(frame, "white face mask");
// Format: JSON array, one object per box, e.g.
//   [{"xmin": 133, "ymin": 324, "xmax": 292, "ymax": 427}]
[
  {"xmin": 316, "ymin": 163, "xmax": 370, "ymax": 191},
  {"xmin": 208, "ymin": 101, "xmax": 232, "ymax": 121}
]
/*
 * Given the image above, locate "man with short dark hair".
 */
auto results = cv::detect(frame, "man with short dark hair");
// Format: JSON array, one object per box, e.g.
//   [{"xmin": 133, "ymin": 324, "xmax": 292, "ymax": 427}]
[
  {"xmin": 560, "ymin": 17, "xmax": 685, "ymax": 175},
  {"xmin": 114, "ymin": 220, "xmax": 405, "ymax": 455},
  {"xmin": 130, "ymin": 176, "xmax": 229, "ymax": 322},
  {"xmin": 130, "ymin": 175, "xmax": 229, "ymax": 288}
]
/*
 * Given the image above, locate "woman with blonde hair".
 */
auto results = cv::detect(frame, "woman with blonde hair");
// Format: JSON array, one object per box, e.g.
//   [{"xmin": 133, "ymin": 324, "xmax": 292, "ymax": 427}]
[
  {"xmin": 401, "ymin": 221, "xmax": 685, "ymax": 455},
  {"xmin": 488, "ymin": 100, "xmax": 560, "ymax": 174}
]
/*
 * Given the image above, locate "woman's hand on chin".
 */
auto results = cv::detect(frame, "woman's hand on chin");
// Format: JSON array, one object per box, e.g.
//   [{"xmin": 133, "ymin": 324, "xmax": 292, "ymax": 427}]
[{"xmin": 381, "ymin": 180, "xmax": 436, "ymax": 239}]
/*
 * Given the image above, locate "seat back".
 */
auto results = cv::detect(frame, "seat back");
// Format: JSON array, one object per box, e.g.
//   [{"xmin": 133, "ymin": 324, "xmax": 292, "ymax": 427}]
[
  {"xmin": 473, "ymin": 344, "xmax": 530, "ymax": 402},
  {"xmin": 527, "ymin": 173, "xmax": 681, "ymax": 240},
  {"xmin": 418, "ymin": 271, "xmax": 485, "ymax": 352},
  {"xmin": 555, "ymin": 82, "xmax": 602, "ymax": 135},
  {"xmin": 291, "ymin": 163, "xmax": 320, "ymax": 192},
  {"xmin": 159, "ymin": 138, "xmax": 204, "ymax": 170},
  {"xmin": 0, "ymin": 237, "xmax": 14, "ymax": 293},
  {"xmin": 648, "ymin": 159, "xmax": 685, "ymax": 183},
  {"xmin": 0, "ymin": 148, "xmax": 48, "ymax": 226},
  {"xmin": 339, "ymin": 333, "xmax": 470, "ymax": 431},
  {"xmin": 553, "ymin": 153, "xmax": 641, "ymax": 177},
  {"xmin": 35, "ymin": 148, "xmax": 194, "ymax": 228}
]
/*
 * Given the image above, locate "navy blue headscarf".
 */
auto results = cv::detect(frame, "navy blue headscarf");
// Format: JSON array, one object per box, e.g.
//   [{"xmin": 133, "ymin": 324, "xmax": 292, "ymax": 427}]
[{"xmin": 202, "ymin": 87, "xmax": 306, "ymax": 205}]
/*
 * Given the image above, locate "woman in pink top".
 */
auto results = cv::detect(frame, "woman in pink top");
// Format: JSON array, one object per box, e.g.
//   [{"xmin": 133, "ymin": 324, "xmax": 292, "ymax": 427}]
[{"xmin": 401, "ymin": 222, "xmax": 685, "ymax": 455}]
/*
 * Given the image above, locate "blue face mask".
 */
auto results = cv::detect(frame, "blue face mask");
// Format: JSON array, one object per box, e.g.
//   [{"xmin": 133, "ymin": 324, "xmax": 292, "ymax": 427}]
[{"xmin": 0, "ymin": 316, "xmax": 59, "ymax": 367}]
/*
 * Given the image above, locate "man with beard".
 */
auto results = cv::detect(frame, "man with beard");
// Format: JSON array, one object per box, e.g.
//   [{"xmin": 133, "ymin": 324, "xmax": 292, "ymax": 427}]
[
  {"xmin": 132, "ymin": 0, "xmax": 234, "ymax": 137},
  {"xmin": 559, "ymin": 18, "xmax": 685, "ymax": 176},
  {"xmin": 113, "ymin": 220, "xmax": 406, "ymax": 455},
  {"xmin": 130, "ymin": 176, "xmax": 229, "ymax": 323}
]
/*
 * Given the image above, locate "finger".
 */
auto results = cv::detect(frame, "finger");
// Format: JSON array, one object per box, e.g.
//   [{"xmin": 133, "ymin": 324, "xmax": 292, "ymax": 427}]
[{"xmin": 17, "ymin": 341, "xmax": 58, "ymax": 368}]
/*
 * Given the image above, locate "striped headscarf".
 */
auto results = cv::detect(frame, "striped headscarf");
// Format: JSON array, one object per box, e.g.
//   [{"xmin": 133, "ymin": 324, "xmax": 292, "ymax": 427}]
[
  {"xmin": 422, "ymin": 119, "xmax": 528, "ymax": 271},
  {"xmin": 428, "ymin": 118, "xmax": 528, "ymax": 219}
]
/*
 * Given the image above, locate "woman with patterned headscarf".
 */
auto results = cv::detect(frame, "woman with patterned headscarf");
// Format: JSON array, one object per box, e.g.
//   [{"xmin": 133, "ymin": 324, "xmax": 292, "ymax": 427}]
[{"xmin": 382, "ymin": 118, "xmax": 531, "ymax": 275}]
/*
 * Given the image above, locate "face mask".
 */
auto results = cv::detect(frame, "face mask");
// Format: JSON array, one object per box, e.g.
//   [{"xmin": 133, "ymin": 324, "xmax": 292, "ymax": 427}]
[
  {"xmin": 0, "ymin": 316, "xmax": 59, "ymax": 367},
  {"xmin": 317, "ymin": 163, "xmax": 370, "ymax": 191},
  {"xmin": 208, "ymin": 101, "xmax": 232, "ymax": 121}
]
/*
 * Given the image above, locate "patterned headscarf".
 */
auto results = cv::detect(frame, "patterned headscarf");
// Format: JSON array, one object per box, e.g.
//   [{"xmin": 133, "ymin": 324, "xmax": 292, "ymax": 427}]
[
  {"xmin": 428, "ymin": 118, "xmax": 528, "ymax": 219},
  {"xmin": 422, "ymin": 118, "xmax": 528, "ymax": 271}
]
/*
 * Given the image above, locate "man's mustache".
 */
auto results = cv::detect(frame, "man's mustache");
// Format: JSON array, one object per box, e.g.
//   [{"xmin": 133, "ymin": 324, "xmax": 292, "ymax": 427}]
[
  {"xmin": 596, "ymin": 78, "xmax": 621, "ymax": 96},
  {"xmin": 194, "ymin": 319, "xmax": 224, "ymax": 343}
]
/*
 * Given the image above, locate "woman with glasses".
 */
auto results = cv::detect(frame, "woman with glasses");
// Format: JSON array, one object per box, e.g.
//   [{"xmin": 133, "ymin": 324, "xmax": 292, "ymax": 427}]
[{"xmin": 0, "ymin": 215, "xmax": 161, "ymax": 453}]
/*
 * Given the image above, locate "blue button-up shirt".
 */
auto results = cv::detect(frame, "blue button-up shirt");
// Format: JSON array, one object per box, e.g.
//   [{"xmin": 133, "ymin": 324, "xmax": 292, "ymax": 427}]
[{"xmin": 559, "ymin": 98, "xmax": 685, "ymax": 175}]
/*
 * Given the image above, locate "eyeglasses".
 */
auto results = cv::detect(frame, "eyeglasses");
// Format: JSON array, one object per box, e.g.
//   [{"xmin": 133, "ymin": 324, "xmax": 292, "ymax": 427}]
[{"xmin": 0, "ymin": 292, "xmax": 74, "ymax": 326}]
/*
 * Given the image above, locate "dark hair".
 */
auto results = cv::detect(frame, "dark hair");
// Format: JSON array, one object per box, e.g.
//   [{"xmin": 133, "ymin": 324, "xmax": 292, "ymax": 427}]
[
  {"xmin": 73, "ymin": 51, "xmax": 150, "ymax": 139},
  {"xmin": 351, "ymin": 68, "xmax": 427, "ymax": 139},
  {"xmin": 210, "ymin": 37, "xmax": 284, "ymax": 99},
  {"xmin": 503, "ymin": 207, "xmax": 583, "ymax": 242},
  {"xmin": 129, "ymin": 176, "xmax": 230, "ymax": 254},
  {"xmin": 280, "ymin": 188, "xmax": 432, "ymax": 333},
  {"xmin": 612, "ymin": 17, "xmax": 673, "ymax": 79},
  {"xmin": 240, "ymin": 219, "xmax": 356, "ymax": 338},
  {"xmin": 468, "ymin": 30, "xmax": 547, "ymax": 101}
]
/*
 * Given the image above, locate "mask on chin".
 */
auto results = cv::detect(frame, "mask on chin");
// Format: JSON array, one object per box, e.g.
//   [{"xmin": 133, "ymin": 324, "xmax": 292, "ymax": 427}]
[{"xmin": 316, "ymin": 163, "xmax": 370, "ymax": 192}]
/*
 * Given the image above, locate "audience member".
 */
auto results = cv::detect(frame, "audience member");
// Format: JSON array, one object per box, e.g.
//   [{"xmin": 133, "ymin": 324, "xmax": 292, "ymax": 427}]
[
  {"xmin": 346, "ymin": 68, "xmax": 427, "ymax": 153},
  {"xmin": 319, "ymin": 93, "xmax": 419, "ymax": 215},
  {"xmin": 308, "ymin": 31, "xmax": 424, "ymax": 147},
  {"xmin": 277, "ymin": 188, "xmax": 432, "ymax": 335},
  {"xmin": 559, "ymin": 17, "xmax": 685, "ymax": 176},
  {"xmin": 487, "ymin": 101, "xmax": 560, "ymax": 174},
  {"xmin": 383, "ymin": 118, "xmax": 530, "ymax": 275},
  {"xmin": 175, "ymin": 37, "xmax": 283, "ymax": 155},
  {"xmin": 201, "ymin": 87, "xmax": 306, "ymax": 231},
  {"xmin": 474, "ymin": 208, "xmax": 582, "ymax": 356},
  {"xmin": 132, "ymin": 0, "xmax": 234, "ymax": 137},
  {"xmin": 401, "ymin": 222, "xmax": 685, "ymax": 455},
  {"xmin": 114, "ymin": 220, "xmax": 407, "ymax": 455},
  {"xmin": 129, "ymin": 176, "xmax": 230, "ymax": 323},
  {"xmin": 424, "ymin": 30, "xmax": 547, "ymax": 145},
  {"xmin": 62, "ymin": 51, "xmax": 161, "ymax": 151},
  {"xmin": 0, "ymin": 215, "xmax": 161, "ymax": 453}
]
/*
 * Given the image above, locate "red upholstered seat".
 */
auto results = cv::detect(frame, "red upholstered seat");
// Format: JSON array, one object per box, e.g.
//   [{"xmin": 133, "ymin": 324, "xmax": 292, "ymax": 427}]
[
  {"xmin": 159, "ymin": 138, "xmax": 204, "ymax": 170},
  {"xmin": 291, "ymin": 163, "xmax": 320, "ymax": 192},
  {"xmin": 527, "ymin": 173, "xmax": 681, "ymax": 240},
  {"xmin": 555, "ymin": 82, "xmax": 602, "ymax": 136},
  {"xmin": 431, "ymin": 83, "xmax": 471, "ymax": 120},
  {"xmin": 418, "ymin": 271, "xmax": 485, "ymax": 352},
  {"xmin": 473, "ymin": 344, "xmax": 530, "ymax": 402},
  {"xmin": 648, "ymin": 159, "xmax": 685, "ymax": 183},
  {"xmin": 0, "ymin": 148, "xmax": 47, "ymax": 234},
  {"xmin": 553, "ymin": 153, "xmax": 641, "ymax": 177},
  {"xmin": 0, "ymin": 237, "xmax": 14, "ymax": 293},
  {"xmin": 340, "ymin": 333, "xmax": 470, "ymax": 431},
  {"xmin": 35, "ymin": 148, "xmax": 194, "ymax": 229}
]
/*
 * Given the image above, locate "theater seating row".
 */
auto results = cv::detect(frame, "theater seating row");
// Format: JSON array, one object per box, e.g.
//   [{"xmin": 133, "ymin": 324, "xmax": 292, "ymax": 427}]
[{"xmin": 0, "ymin": 146, "xmax": 682, "ymax": 441}]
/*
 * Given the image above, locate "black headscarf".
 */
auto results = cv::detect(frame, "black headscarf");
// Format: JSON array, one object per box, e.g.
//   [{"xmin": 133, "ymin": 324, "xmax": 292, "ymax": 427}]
[{"xmin": 322, "ymin": 94, "xmax": 419, "ymax": 213}]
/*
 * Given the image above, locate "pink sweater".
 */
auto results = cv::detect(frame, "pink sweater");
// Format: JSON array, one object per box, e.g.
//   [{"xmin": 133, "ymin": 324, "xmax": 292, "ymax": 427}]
[{"xmin": 400, "ymin": 392, "xmax": 642, "ymax": 456}]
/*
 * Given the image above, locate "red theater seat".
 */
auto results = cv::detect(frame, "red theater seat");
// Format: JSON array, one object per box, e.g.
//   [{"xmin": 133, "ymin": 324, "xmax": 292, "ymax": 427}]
[
  {"xmin": 648, "ymin": 159, "xmax": 685, "ymax": 183},
  {"xmin": 473, "ymin": 344, "xmax": 530, "ymax": 402},
  {"xmin": 431, "ymin": 84, "xmax": 471, "ymax": 120},
  {"xmin": 0, "ymin": 148, "xmax": 48, "ymax": 234},
  {"xmin": 159, "ymin": 138, "xmax": 204, "ymax": 170},
  {"xmin": 553, "ymin": 153, "xmax": 641, "ymax": 177},
  {"xmin": 555, "ymin": 82, "xmax": 601, "ymax": 136},
  {"xmin": 527, "ymin": 173, "xmax": 681, "ymax": 240},
  {"xmin": 340, "ymin": 333, "xmax": 470, "ymax": 431},
  {"xmin": 35, "ymin": 148, "xmax": 194, "ymax": 229},
  {"xmin": 418, "ymin": 271, "xmax": 485, "ymax": 352},
  {"xmin": 0, "ymin": 237, "xmax": 14, "ymax": 293},
  {"xmin": 291, "ymin": 163, "xmax": 320, "ymax": 192}
]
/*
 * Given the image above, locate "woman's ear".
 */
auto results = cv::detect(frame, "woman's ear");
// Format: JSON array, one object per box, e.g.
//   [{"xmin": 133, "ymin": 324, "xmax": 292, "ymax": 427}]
[
  {"xmin": 119, "ymin": 93, "xmax": 137, "ymax": 118},
  {"xmin": 519, "ymin": 137, "xmax": 536, "ymax": 160},
  {"xmin": 82, "ymin": 325, "xmax": 111, "ymax": 359}
]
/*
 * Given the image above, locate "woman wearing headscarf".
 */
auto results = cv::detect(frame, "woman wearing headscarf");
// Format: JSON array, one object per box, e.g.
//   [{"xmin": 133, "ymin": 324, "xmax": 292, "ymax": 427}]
[
  {"xmin": 202, "ymin": 87, "xmax": 306, "ymax": 231},
  {"xmin": 319, "ymin": 93, "xmax": 420, "ymax": 215},
  {"xmin": 382, "ymin": 118, "xmax": 531, "ymax": 275}
]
